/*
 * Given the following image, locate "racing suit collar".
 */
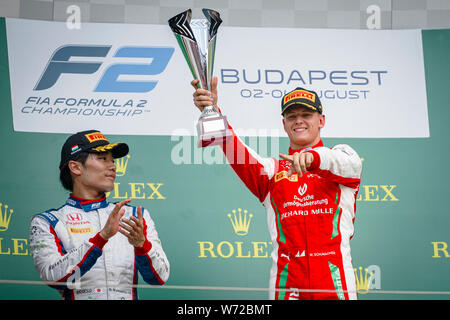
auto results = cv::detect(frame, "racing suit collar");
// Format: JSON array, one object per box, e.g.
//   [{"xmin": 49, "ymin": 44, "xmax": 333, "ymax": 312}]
[
  {"xmin": 66, "ymin": 194, "xmax": 109, "ymax": 212},
  {"xmin": 288, "ymin": 139, "xmax": 323, "ymax": 155}
]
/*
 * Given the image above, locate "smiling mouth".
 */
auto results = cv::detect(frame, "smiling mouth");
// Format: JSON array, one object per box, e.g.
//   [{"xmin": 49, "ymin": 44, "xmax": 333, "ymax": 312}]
[{"xmin": 293, "ymin": 128, "xmax": 307, "ymax": 132}]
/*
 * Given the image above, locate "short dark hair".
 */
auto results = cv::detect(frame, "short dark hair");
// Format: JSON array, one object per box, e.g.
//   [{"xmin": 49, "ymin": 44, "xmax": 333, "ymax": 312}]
[{"xmin": 59, "ymin": 151, "xmax": 90, "ymax": 191}]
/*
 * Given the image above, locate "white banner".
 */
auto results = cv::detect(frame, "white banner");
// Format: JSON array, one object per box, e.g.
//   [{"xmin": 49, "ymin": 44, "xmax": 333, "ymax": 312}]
[{"xmin": 6, "ymin": 18, "xmax": 429, "ymax": 138}]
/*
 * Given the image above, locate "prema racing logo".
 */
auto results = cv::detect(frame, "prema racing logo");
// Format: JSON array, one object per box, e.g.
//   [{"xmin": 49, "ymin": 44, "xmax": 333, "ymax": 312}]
[{"xmin": 22, "ymin": 45, "xmax": 174, "ymax": 118}]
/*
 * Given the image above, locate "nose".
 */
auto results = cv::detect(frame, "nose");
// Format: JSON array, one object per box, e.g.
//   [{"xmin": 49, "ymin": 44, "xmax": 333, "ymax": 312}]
[{"xmin": 294, "ymin": 115, "xmax": 304, "ymax": 125}]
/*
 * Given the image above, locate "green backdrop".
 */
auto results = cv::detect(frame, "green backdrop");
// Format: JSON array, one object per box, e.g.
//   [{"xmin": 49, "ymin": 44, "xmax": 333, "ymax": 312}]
[{"xmin": 0, "ymin": 18, "xmax": 449, "ymax": 300}]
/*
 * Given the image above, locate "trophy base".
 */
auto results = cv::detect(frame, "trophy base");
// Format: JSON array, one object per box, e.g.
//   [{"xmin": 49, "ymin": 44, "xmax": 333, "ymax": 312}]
[
  {"xmin": 197, "ymin": 114, "xmax": 232, "ymax": 148},
  {"xmin": 198, "ymin": 130, "xmax": 233, "ymax": 148}
]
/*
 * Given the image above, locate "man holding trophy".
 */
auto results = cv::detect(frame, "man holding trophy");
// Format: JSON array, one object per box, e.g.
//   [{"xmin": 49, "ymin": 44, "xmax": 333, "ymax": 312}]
[{"xmin": 170, "ymin": 9, "xmax": 362, "ymax": 300}]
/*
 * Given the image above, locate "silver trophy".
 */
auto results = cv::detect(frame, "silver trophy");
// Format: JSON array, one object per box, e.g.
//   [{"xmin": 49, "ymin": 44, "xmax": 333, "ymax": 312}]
[{"xmin": 169, "ymin": 9, "xmax": 231, "ymax": 148}]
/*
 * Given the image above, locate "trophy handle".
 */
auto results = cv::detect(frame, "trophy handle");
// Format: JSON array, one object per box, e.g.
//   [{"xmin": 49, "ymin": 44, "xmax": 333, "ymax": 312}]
[
  {"xmin": 168, "ymin": 9, "xmax": 196, "ymax": 42},
  {"xmin": 202, "ymin": 9, "xmax": 222, "ymax": 98},
  {"xmin": 202, "ymin": 8, "xmax": 222, "ymax": 40}
]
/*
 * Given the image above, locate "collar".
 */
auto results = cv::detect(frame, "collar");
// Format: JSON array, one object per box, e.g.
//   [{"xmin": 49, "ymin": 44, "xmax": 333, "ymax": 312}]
[
  {"xmin": 66, "ymin": 194, "xmax": 109, "ymax": 212},
  {"xmin": 288, "ymin": 139, "xmax": 324, "ymax": 155}
]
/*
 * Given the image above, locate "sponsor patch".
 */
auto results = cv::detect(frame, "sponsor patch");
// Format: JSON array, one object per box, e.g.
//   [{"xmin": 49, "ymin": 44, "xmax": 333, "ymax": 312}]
[
  {"xmin": 69, "ymin": 226, "xmax": 93, "ymax": 234},
  {"xmin": 275, "ymin": 171, "xmax": 298, "ymax": 182},
  {"xmin": 283, "ymin": 89, "xmax": 316, "ymax": 104},
  {"xmin": 85, "ymin": 132, "xmax": 108, "ymax": 143}
]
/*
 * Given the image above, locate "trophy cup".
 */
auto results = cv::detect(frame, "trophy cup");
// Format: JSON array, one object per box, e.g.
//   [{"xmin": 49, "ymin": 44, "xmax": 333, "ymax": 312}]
[{"xmin": 168, "ymin": 9, "xmax": 232, "ymax": 148}]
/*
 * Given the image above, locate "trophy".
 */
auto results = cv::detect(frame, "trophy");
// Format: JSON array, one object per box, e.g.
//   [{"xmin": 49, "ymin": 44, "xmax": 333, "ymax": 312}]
[{"xmin": 168, "ymin": 9, "xmax": 232, "ymax": 148}]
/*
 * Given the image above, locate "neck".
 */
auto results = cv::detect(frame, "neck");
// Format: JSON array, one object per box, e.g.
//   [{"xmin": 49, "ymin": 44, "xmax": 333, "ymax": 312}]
[
  {"xmin": 71, "ymin": 184, "xmax": 105, "ymax": 200},
  {"xmin": 289, "ymin": 136, "xmax": 322, "ymax": 151}
]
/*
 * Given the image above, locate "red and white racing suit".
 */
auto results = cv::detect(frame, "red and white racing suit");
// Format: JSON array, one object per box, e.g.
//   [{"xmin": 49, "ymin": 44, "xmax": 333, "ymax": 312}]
[
  {"xmin": 221, "ymin": 124, "xmax": 362, "ymax": 300},
  {"xmin": 29, "ymin": 195, "xmax": 170, "ymax": 300}
]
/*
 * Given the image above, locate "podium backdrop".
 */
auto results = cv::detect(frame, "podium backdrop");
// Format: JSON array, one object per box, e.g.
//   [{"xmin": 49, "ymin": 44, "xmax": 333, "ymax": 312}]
[{"xmin": 0, "ymin": 18, "xmax": 449, "ymax": 300}]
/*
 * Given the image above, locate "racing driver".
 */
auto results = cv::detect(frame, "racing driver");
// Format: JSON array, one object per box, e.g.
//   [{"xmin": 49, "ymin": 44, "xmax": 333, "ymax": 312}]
[
  {"xmin": 191, "ymin": 77, "xmax": 362, "ymax": 300},
  {"xmin": 29, "ymin": 130, "xmax": 169, "ymax": 300}
]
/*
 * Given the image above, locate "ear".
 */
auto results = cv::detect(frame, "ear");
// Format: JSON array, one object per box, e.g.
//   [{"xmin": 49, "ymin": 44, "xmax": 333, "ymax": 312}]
[
  {"xmin": 282, "ymin": 118, "xmax": 287, "ymax": 133},
  {"xmin": 318, "ymin": 114, "xmax": 325, "ymax": 129},
  {"xmin": 68, "ymin": 160, "xmax": 83, "ymax": 177}
]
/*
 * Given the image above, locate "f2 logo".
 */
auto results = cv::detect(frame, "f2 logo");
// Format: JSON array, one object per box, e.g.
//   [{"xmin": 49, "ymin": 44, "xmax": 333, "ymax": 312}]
[{"xmin": 34, "ymin": 45, "xmax": 174, "ymax": 92}]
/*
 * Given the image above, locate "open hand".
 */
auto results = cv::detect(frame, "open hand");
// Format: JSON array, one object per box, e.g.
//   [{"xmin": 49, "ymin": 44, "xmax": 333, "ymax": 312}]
[
  {"xmin": 119, "ymin": 206, "xmax": 146, "ymax": 248},
  {"xmin": 100, "ymin": 199, "xmax": 131, "ymax": 240}
]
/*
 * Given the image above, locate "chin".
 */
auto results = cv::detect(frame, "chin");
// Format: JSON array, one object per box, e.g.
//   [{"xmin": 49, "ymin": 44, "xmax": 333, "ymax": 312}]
[
  {"xmin": 101, "ymin": 183, "xmax": 115, "ymax": 193},
  {"xmin": 291, "ymin": 136, "xmax": 309, "ymax": 146}
]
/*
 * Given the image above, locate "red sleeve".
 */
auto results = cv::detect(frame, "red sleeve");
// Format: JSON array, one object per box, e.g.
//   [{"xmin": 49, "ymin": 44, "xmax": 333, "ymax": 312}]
[
  {"xmin": 89, "ymin": 232, "xmax": 108, "ymax": 250},
  {"xmin": 220, "ymin": 122, "xmax": 275, "ymax": 203}
]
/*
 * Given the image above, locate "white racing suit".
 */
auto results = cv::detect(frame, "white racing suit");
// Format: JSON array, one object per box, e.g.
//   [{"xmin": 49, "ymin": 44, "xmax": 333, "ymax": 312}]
[{"xmin": 29, "ymin": 195, "xmax": 170, "ymax": 300}]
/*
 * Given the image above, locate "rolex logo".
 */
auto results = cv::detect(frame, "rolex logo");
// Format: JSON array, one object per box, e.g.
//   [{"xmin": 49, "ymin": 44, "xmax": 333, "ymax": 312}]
[
  {"xmin": 354, "ymin": 265, "xmax": 381, "ymax": 294},
  {"xmin": 0, "ymin": 202, "xmax": 13, "ymax": 232},
  {"xmin": 227, "ymin": 208, "xmax": 253, "ymax": 236},
  {"xmin": 115, "ymin": 154, "xmax": 130, "ymax": 177}
]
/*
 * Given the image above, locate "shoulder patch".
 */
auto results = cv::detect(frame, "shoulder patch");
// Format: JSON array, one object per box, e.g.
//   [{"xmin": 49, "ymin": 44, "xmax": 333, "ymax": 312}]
[{"xmin": 34, "ymin": 211, "xmax": 59, "ymax": 229}]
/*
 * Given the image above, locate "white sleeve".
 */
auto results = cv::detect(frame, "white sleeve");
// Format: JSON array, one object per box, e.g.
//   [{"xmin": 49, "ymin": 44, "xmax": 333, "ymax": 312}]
[
  {"xmin": 29, "ymin": 213, "xmax": 106, "ymax": 287},
  {"xmin": 134, "ymin": 208, "xmax": 170, "ymax": 285},
  {"xmin": 309, "ymin": 144, "xmax": 362, "ymax": 188}
]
